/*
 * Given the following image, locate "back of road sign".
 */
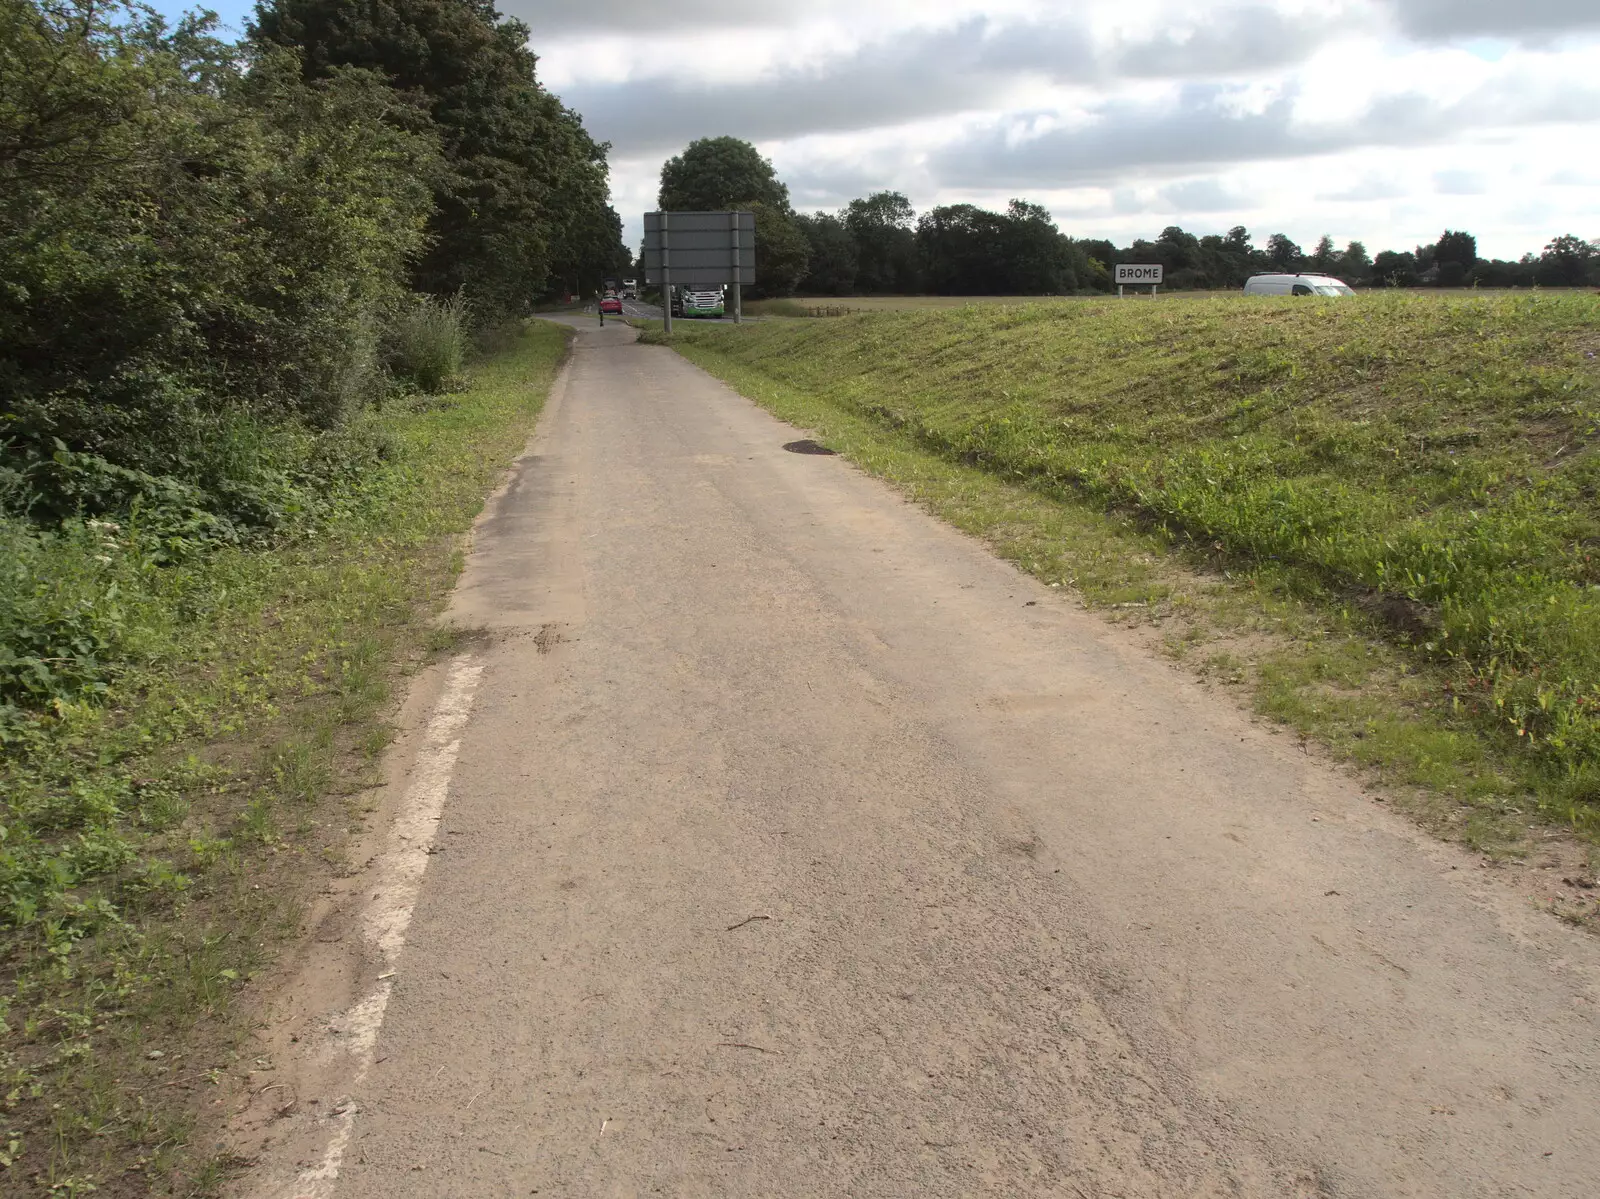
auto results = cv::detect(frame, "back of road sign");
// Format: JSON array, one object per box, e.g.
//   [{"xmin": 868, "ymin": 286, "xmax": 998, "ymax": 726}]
[{"xmin": 643, "ymin": 212, "xmax": 756, "ymax": 286}]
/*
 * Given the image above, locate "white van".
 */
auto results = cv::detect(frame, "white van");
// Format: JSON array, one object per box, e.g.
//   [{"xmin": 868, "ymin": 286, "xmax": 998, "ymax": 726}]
[{"xmin": 1244, "ymin": 273, "xmax": 1355, "ymax": 296}]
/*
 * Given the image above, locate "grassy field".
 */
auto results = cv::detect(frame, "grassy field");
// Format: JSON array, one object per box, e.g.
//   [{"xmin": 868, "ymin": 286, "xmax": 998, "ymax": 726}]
[
  {"xmin": 652, "ymin": 292, "xmax": 1600, "ymax": 861},
  {"xmin": 0, "ymin": 323, "xmax": 569, "ymax": 1195},
  {"xmin": 746, "ymin": 290, "xmax": 1593, "ymax": 317},
  {"xmin": 746, "ymin": 295, "xmax": 1083, "ymax": 316}
]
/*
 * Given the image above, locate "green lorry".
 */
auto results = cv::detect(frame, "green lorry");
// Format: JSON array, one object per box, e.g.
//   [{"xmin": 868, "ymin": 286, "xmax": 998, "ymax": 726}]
[{"xmin": 671, "ymin": 285, "xmax": 725, "ymax": 318}]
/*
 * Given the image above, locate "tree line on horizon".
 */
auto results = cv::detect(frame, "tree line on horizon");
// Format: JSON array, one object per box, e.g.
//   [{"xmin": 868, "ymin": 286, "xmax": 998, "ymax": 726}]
[{"xmin": 649, "ymin": 137, "xmax": 1600, "ymax": 297}]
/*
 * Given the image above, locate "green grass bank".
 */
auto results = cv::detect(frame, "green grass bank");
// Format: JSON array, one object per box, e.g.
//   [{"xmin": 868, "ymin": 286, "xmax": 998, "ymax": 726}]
[
  {"xmin": 657, "ymin": 293, "xmax": 1600, "ymax": 838},
  {"xmin": 1, "ymin": 322, "xmax": 568, "ymax": 1195}
]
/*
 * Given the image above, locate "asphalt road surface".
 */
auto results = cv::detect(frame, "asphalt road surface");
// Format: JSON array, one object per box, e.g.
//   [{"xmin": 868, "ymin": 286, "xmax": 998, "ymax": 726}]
[
  {"xmin": 618, "ymin": 296, "xmax": 661, "ymax": 320},
  {"xmin": 613, "ymin": 297, "xmax": 746, "ymax": 323},
  {"xmin": 236, "ymin": 316, "xmax": 1600, "ymax": 1198}
]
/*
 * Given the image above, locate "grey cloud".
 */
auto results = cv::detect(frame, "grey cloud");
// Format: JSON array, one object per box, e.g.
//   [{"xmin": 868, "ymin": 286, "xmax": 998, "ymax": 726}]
[
  {"xmin": 1112, "ymin": 6, "xmax": 1338, "ymax": 79},
  {"xmin": 786, "ymin": 161, "xmax": 921, "ymax": 211},
  {"xmin": 1111, "ymin": 187, "xmax": 1152, "ymax": 214},
  {"xmin": 1156, "ymin": 178, "xmax": 1255, "ymax": 211},
  {"xmin": 1382, "ymin": 0, "xmax": 1600, "ymax": 41},
  {"xmin": 926, "ymin": 76, "xmax": 1600, "ymax": 189},
  {"xmin": 558, "ymin": 10, "xmax": 1335, "ymax": 156},
  {"xmin": 1103, "ymin": 177, "xmax": 1254, "ymax": 214},
  {"xmin": 507, "ymin": 0, "xmax": 788, "ymax": 39},
  {"xmin": 560, "ymin": 17, "xmax": 1002, "ymax": 156},
  {"xmin": 930, "ymin": 87, "xmax": 1307, "ymax": 188}
]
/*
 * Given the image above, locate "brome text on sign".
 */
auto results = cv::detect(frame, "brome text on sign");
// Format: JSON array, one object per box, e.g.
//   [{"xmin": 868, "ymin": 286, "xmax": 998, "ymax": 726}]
[{"xmin": 1115, "ymin": 264, "xmax": 1164, "ymax": 285}]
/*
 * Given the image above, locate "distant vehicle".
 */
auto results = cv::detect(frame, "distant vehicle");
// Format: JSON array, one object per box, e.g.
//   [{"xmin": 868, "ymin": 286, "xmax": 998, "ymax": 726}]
[
  {"xmin": 622, "ymin": 279, "xmax": 638, "ymax": 298},
  {"xmin": 681, "ymin": 286, "xmax": 725, "ymax": 318},
  {"xmin": 599, "ymin": 296, "xmax": 622, "ymax": 315},
  {"xmin": 1244, "ymin": 273, "xmax": 1356, "ymax": 296}
]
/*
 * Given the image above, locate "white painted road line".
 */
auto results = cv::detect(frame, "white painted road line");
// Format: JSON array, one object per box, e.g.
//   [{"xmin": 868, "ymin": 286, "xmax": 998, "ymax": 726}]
[{"xmin": 261, "ymin": 656, "xmax": 485, "ymax": 1199}]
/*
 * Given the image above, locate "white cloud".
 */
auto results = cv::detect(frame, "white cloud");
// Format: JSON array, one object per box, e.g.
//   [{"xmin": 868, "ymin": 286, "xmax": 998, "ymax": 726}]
[{"xmin": 515, "ymin": 0, "xmax": 1600, "ymax": 261}]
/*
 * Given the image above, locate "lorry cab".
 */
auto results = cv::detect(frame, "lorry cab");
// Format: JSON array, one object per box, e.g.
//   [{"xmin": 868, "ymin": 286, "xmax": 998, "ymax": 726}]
[
  {"xmin": 669, "ymin": 284, "xmax": 725, "ymax": 318},
  {"xmin": 1244, "ymin": 273, "xmax": 1356, "ymax": 296},
  {"xmin": 682, "ymin": 287, "xmax": 725, "ymax": 318}
]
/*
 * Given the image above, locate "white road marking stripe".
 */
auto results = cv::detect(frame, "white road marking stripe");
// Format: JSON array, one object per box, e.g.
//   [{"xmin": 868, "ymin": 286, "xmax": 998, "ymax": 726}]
[{"xmin": 269, "ymin": 655, "xmax": 486, "ymax": 1199}]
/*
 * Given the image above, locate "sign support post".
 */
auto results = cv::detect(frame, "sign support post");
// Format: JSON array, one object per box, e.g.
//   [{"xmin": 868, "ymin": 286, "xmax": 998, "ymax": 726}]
[
  {"xmin": 660, "ymin": 212, "xmax": 672, "ymax": 335},
  {"xmin": 730, "ymin": 211, "xmax": 743, "ymax": 324}
]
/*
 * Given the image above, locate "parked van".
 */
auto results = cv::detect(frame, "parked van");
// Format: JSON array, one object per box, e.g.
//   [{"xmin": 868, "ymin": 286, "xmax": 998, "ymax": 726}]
[{"xmin": 1244, "ymin": 273, "xmax": 1356, "ymax": 296}]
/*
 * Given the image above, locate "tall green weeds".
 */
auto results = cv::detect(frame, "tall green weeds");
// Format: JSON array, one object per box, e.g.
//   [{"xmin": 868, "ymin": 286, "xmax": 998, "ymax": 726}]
[{"xmin": 387, "ymin": 292, "xmax": 471, "ymax": 394}]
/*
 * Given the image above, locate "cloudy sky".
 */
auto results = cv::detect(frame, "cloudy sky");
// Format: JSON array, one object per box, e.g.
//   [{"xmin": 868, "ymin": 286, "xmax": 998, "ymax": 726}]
[{"xmin": 177, "ymin": 1, "xmax": 1600, "ymax": 260}]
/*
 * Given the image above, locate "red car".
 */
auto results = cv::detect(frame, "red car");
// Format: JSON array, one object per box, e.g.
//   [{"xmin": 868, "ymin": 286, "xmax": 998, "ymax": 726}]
[{"xmin": 599, "ymin": 295, "xmax": 623, "ymax": 315}]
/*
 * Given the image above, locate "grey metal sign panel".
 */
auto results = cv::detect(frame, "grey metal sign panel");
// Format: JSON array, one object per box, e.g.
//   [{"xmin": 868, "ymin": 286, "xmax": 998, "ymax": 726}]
[
  {"xmin": 642, "ymin": 266, "xmax": 755, "ymax": 284},
  {"xmin": 642, "ymin": 210, "xmax": 757, "ymax": 285},
  {"xmin": 644, "ymin": 266, "xmax": 750, "ymax": 285},
  {"xmin": 642, "ymin": 259, "xmax": 755, "ymax": 284},
  {"xmin": 644, "ymin": 211, "xmax": 755, "ymax": 237},
  {"xmin": 643, "ymin": 231, "xmax": 753, "ymax": 252},
  {"xmin": 643, "ymin": 249, "xmax": 751, "ymax": 269}
]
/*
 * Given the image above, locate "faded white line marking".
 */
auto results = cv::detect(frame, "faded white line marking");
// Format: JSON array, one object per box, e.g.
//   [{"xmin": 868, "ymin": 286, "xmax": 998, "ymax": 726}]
[{"xmin": 265, "ymin": 656, "xmax": 485, "ymax": 1199}]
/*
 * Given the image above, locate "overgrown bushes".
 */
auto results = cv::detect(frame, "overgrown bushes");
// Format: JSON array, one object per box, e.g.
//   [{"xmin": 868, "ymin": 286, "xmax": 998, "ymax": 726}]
[
  {"xmin": 1, "ymin": 0, "xmax": 627, "ymax": 625},
  {"xmin": 0, "ymin": 0, "xmax": 624, "ymax": 922},
  {"xmin": 2, "ymin": 1, "xmax": 437, "ymax": 523}
]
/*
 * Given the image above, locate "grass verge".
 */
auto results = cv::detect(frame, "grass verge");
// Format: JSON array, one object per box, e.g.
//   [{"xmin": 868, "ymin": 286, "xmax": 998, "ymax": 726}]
[
  {"xmin": 743, "ymin": 295, "xmax": 1083, "ymax": 315},
  {"xmin": 743, "ymin": 290, "xmax": 1599, "ymax": 316},
  {"xmin": 0, "ymin": 322, "xmax": 569, "ymax": 1195},
  {"xmin": 647, "ymin": 293, "xmax": 1600, "ymax": 885}
]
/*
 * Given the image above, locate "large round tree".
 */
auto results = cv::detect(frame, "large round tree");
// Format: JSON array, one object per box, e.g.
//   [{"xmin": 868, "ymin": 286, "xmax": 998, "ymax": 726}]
[
  {"xmin": 658, "ymin": 136, "xmax": 789, "ymax": 212},
  {"xmin": 657, "ymin": 137, "xmax": 807, "ymax": 297}
]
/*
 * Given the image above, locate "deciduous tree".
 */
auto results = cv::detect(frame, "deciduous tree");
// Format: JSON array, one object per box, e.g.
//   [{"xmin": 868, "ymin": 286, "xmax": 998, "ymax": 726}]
[
  {"xmin": 746, "ymin": 200, "xmax": 809, "ymax": 297},
  {"xmin": 1266, "ymin": 233, "xmax": 1303, "ymax": 270},
  {"xmin": 253, "ymin": 0, "xmax": 618, "ymax": 320},
  {"xmin": 1372, "ymin": 249, "xmax": 1419, "ymax": 287},
  {"xmin": 795, "ymin": 212, "xmax": 858, "ymax": 295},
  {"xmin": 1538, "ymin": 234, "xmax": 1598, "ymax": 286},
  {"xmin": 658, "ymin": 136, "xmax": 789, "ymax": 212},
  {"xmin": 1331, "ymin": 241, "xmax": 1369, "ymax": 285},
  {"xmin": 846, "ymin": 191, "xmax": 921, "ymax": 293}
]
